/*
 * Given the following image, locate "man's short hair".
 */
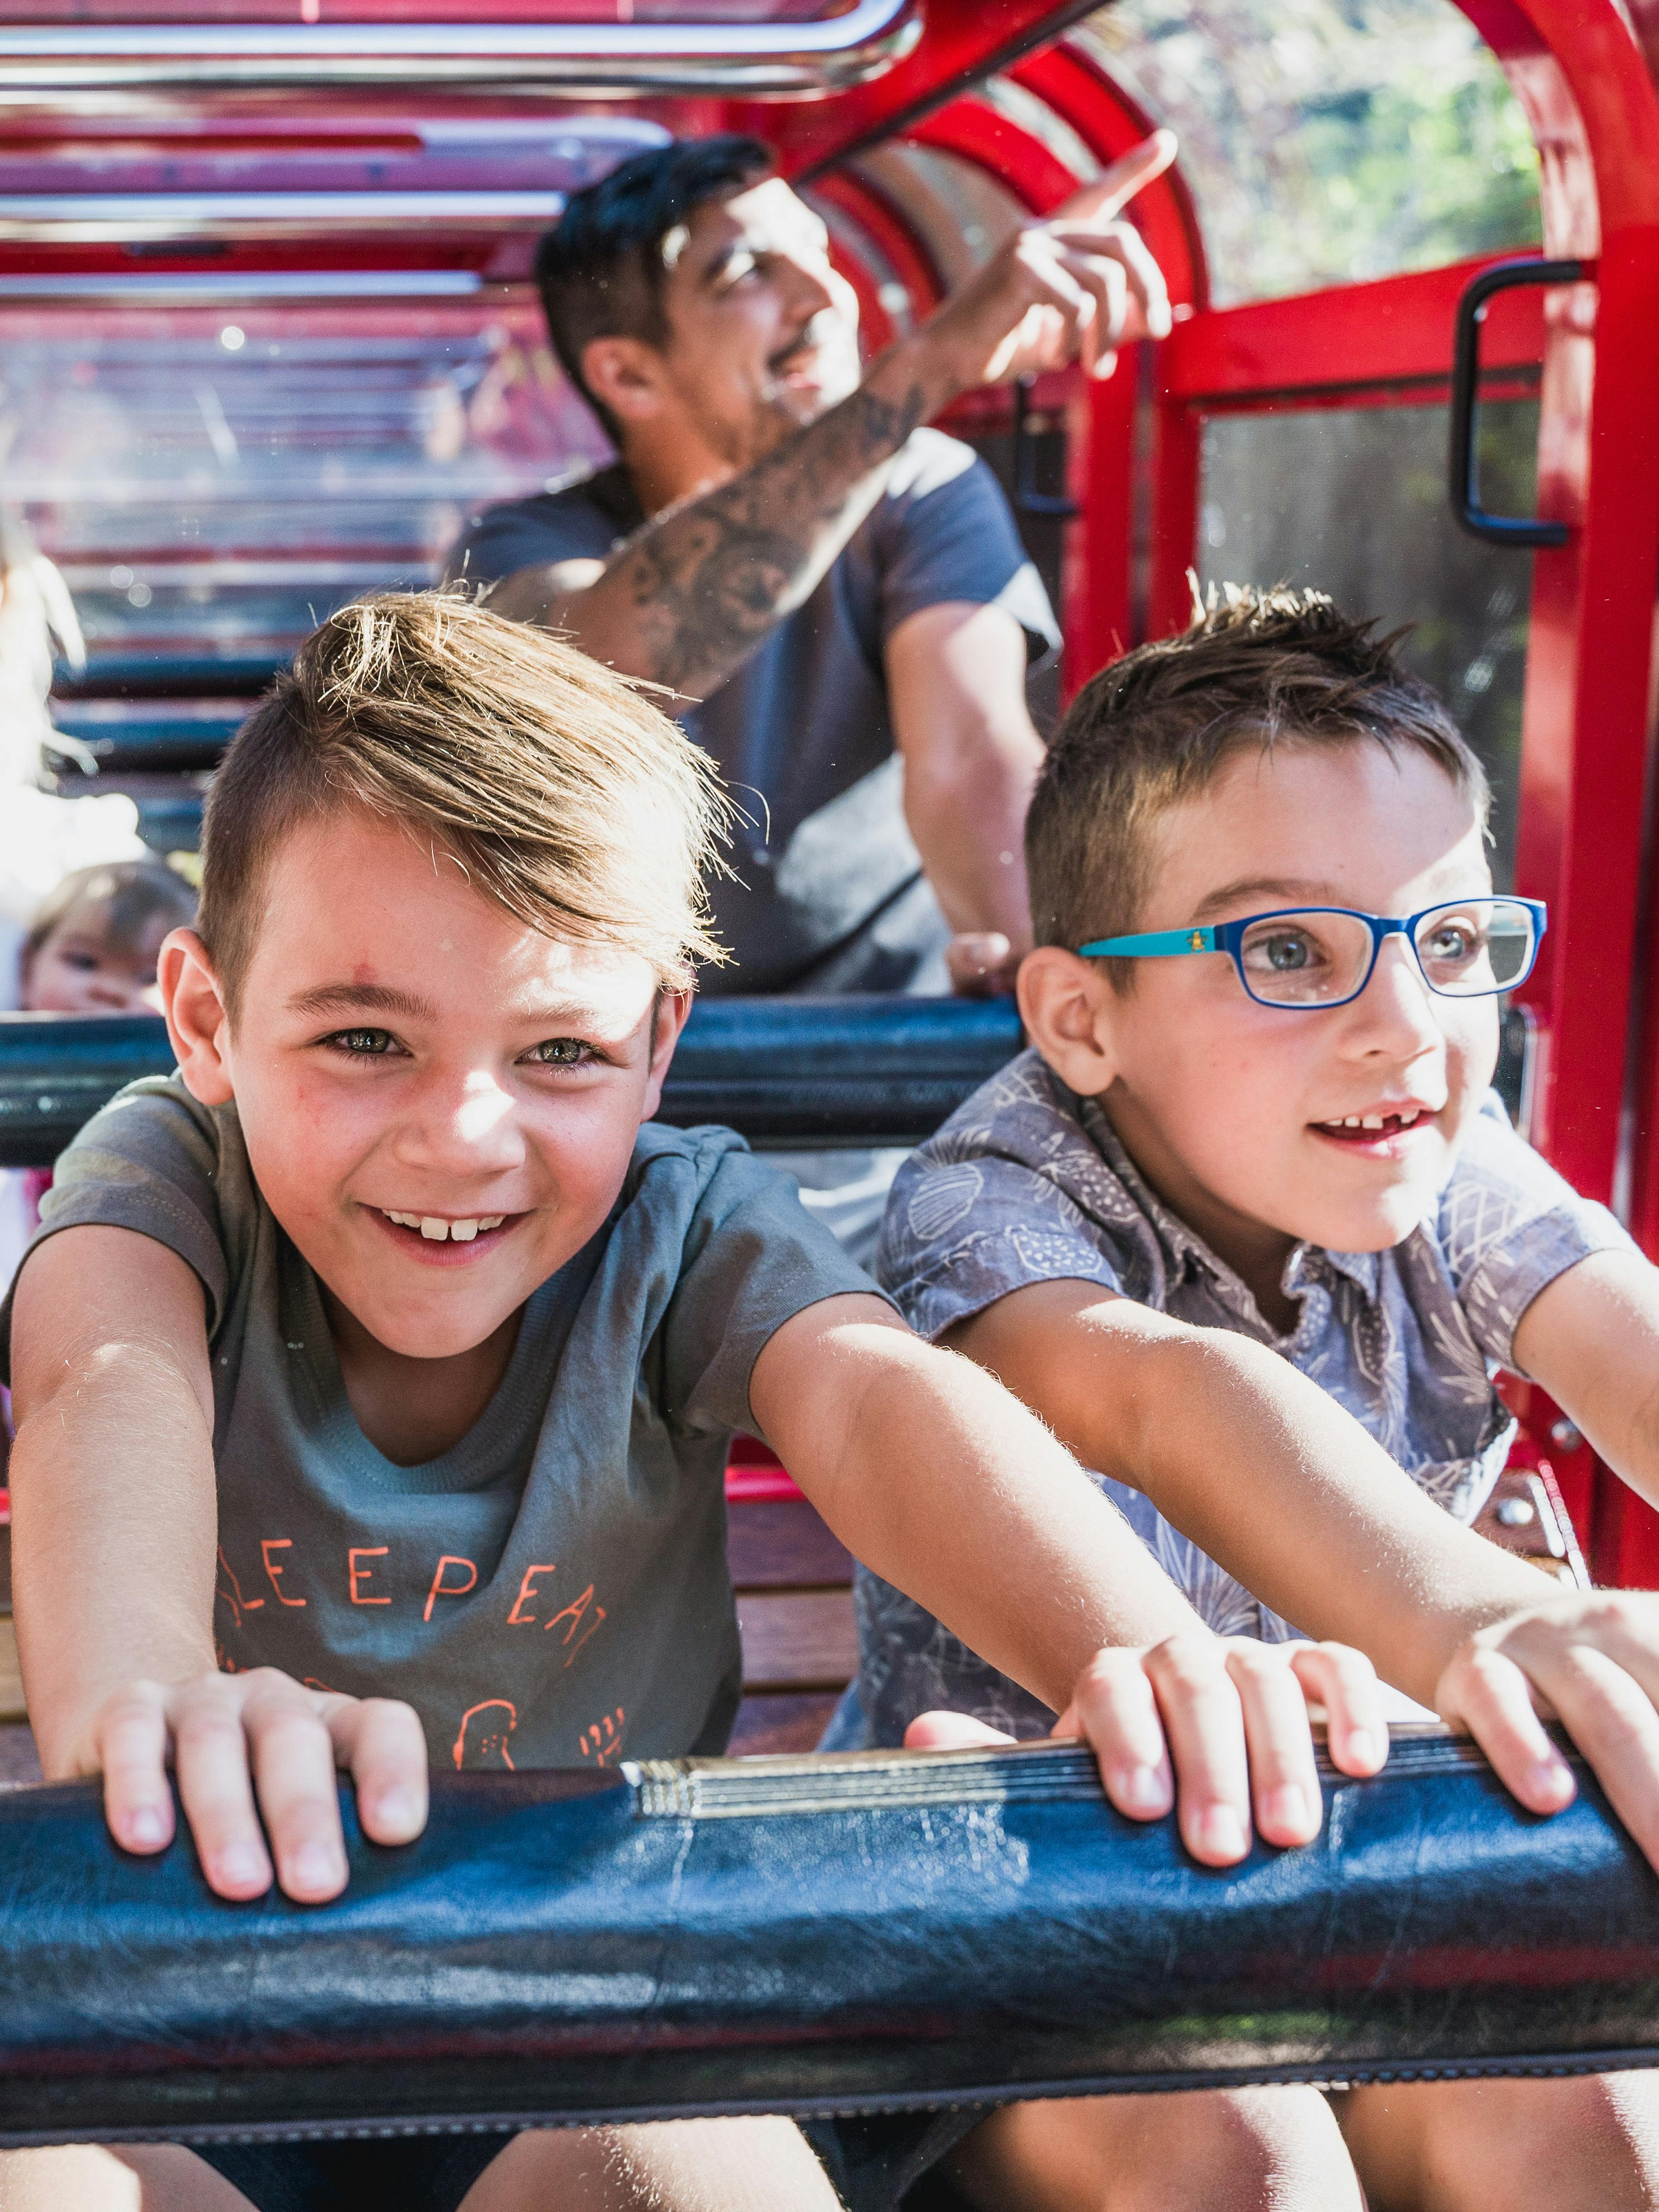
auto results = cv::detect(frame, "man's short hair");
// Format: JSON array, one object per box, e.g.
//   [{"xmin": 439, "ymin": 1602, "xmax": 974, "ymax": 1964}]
[
  {"xmin": 535, "ymin": 135, "xmax": 775, "ymax": 432},
  {"xmin": 1027, "ymin": 585, "xmax": 1492, "ymax": 985},
  {"xmin": 198, "ymin": 591, "xmax": 731, "ymax": 1017}
]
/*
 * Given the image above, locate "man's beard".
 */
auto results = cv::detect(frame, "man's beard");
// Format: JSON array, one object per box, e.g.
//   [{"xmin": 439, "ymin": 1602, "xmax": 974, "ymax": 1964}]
[{"xmin": 701, "ymin": 314, "xmax": 863, "ymax": 469}]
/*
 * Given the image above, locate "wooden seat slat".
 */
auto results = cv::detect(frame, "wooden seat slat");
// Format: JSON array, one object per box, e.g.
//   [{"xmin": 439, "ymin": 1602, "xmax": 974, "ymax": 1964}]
[
  {"xmin": 726, "ymin": 1496, "xmax": 853, "ymax": 1589},
  {"xmin": 735, "ymin": 1589, "xmax": 858, "ymax": 1691}
]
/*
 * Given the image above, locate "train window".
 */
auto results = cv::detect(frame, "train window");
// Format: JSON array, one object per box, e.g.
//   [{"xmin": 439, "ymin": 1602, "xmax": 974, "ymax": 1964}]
[
  {"xmin": 1, "ymin": 291, "xmax": 611, "ymax": 676},
  {"xmin": 1077, "ymin": 0, "xmax": 1541, "ymax": 307},
  {"xmin": 1197, "ymin": 398, "xmax": 1538, "ymax": 888}
]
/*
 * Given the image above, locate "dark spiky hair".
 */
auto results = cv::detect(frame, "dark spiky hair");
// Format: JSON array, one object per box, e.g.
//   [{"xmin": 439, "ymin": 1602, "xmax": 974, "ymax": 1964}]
[{"xmin": 1027, "ymin": 584, "xmax": 1491, "ymax": 983}]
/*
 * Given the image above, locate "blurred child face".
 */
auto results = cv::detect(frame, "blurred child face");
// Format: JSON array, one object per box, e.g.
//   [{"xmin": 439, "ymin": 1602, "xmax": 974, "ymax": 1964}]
[
  {"xmin": 1023, "ymin": 742, "xmax": 1499, "ymax": 1280},
  {"xmin": 159, "ymin": 813, "xmax": 687, "ymax": 1363},
  {"xmin": 25, "ymin": 897, "xmax": 170, "ymax": 1014}
]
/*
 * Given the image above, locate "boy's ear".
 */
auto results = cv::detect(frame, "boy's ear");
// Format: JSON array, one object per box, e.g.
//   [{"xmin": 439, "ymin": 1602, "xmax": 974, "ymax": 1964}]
[
  {"xmin": 158, "ymin": 928, "xmax": 235, "ymax": 1107},
  {"xmin": 1017, "ymin": 947, "xmax": 1122, "ymax": 1100},
  {"xmin": 639, "ymin": 987, "xmax": 693, "ymax": 1123}
]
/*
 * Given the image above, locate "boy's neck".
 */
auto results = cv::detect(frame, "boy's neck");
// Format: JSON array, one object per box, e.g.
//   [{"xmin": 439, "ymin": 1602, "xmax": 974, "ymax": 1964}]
[
  {"xmin": 1098, "ymin": 1087, "xmax": 1302, "ymax": 1335},
  {"xmin": 320, "ymin": 1287, "xmax": 525, "ymax": 1467}
]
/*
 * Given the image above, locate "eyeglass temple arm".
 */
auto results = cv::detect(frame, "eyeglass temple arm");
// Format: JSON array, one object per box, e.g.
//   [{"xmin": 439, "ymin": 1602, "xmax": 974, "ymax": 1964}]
[{"xmin": 1077, "ymin": 926, "xmax": 1219, "ymax": 959}]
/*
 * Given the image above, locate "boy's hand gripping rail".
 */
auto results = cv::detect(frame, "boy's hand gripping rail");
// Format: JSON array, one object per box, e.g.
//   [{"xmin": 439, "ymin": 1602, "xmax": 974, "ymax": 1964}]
[
  {"xmin": 0, "ymin": 997, "xmax": 1025, "ymax": 1166},
  {"xmin": 0, "ymin": 1731, "xmax": 1654, "ymax": 2145}
]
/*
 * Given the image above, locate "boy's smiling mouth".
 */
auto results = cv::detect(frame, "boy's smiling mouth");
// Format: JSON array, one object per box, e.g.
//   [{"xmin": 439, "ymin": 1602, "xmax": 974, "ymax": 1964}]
[
  {"xmin": 372, "ymin": 1207, "xmax": 518, "ymax": 1254},
  {"xmin": 1310, "ymin": 1107, "xmax": 1433, "ymax": 1151}
]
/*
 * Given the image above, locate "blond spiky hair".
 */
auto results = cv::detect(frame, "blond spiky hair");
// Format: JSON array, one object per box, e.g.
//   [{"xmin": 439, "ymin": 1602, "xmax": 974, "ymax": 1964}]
[{"xmin": 199, "ymin": 591, "xmax": 732, "ymax": 1015}]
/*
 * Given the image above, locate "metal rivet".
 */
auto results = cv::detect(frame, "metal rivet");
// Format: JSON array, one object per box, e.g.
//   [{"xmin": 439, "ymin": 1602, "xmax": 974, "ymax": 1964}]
[
  {"xmin": 1497, "ymin": 1497, "xmax": 1536, "ymax": 1527},
  {"xmin": 1548, "ymin": 1418, "xmax": 1583, "ymax": 1452}
]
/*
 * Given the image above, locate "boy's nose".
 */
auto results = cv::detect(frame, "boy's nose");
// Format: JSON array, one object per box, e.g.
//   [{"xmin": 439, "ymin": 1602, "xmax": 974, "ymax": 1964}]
[
  {"xmin": 395, "ymin": 1070, "xmax": 525, "ymax": 1170},
  {"xmin": 1344, "ymin": 937, "xmax": 1444, "ymax": 1055}
]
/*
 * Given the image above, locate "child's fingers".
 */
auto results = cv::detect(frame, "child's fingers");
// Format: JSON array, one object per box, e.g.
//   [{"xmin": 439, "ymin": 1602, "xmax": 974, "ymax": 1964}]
[
  {"xmin": 170, "ymin": 1680, "xmax": 275, "ymax": 1901},
  {"xmin": 1506, "ymin": 1640, "xmax": 1659, "ymax": 1865},
  {"xmin": 326, "ymin": 1696, "xmax": 429, "ymax": 1846},
  {"xmin": 240, "ymin": 1675, "xmax": 353, "ymax": 1903},
  {"xmin": 1068, "ymin": 1653, "xmax": 1175, "ymax": 1824},
  {"xmin": 1062, "ymin": 1651, "xmax": 1173, "ymax": 1823},
  {"xmin": 1222, "ymin": 1641, "xmax": 1323, "ymax": 1849},
  {"xmin": 1137, "ymin": 1634, "xmax": 1256, "ymax": 1857},
  {"xmin": 1438, "ymin": 1643, "xmax": 1575, "ymax": 1818},
  {"xmin": 95, "ymin": 1682, "xmax": 177, "ymax": 1856},
  {"xmin": 903, "ymin": 1711, "xmax": 1016, "ymax": 1751},
  {"xmin": 1287, "ymin": 1642, "xmax": 1388, "ymax": 1778}
]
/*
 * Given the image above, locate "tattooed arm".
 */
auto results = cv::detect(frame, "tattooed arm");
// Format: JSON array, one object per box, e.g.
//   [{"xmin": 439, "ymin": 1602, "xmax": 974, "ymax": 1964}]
[
  {"xmin": 486, "ymin": 356, "xmax": 932, "ymax": 699},
  {"xmin": 487, "ymin": 137, "xmax": 1178, "ymax": 699}
]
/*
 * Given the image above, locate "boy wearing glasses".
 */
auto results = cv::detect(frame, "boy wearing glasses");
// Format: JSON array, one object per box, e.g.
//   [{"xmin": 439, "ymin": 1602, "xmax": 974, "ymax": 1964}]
[{"xmin": 855, "ymin": 587, "xmax": 1659, "ymax": 2209}]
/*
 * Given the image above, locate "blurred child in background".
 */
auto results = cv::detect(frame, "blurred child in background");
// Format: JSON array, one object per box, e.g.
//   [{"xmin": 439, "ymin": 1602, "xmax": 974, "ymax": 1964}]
[{"xmin": 0, "ymin": 861, "xmax": 198, "ymax": 1298}]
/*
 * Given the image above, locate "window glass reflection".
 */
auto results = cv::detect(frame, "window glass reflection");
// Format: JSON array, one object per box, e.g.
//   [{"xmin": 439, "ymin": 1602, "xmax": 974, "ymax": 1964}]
[{"xmin": 1197, "ymin": 400, "xmax": 1538, "ymax": 887}]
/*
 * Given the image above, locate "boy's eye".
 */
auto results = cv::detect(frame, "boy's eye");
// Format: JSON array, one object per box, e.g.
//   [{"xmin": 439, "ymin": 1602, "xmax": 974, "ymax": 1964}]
[
  {"xmin": 524, "ymin": 1037, "xmax": 591, "ymax": 1068},
  {"xmin": 329, "ymin": 1027, "xmax": 397, "ymax": 1058},
  {"xmin": 1245, "ymin": 928, "xmax": 1324, "ymax": 976},
  {"xmin": 62, "ymin": 950, "xmax": 100, "ymax": 973},
  {"xmin": 1422, "ymin": 920, "xmax": 1481, "ymax": 965}
]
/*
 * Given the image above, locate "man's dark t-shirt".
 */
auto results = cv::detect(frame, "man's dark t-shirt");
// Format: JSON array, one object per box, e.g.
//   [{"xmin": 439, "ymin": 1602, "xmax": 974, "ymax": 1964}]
[{"xmin": 447, "ymin": 430, "xmax": 1059, "ymax": 995}]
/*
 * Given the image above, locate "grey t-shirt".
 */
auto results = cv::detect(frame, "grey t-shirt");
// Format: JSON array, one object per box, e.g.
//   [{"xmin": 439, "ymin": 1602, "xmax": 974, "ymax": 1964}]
[
  {"xmin": 855, "ymin": 1050, "xmax": 1635, "ymax": 1743},
  {"xmin": 445, "ymin": 431, "xmax": 1059, "ymax": 996},
  {"xmin": 3, "ymin": 1078, "xmax": 876, "ymax": 1772}
]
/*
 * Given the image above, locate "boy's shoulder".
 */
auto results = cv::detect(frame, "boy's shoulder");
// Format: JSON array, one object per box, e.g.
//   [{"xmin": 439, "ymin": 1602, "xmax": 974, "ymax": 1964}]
[{"xmin": 877, "ymin": 1048, "xmax": 1163, "ymax": 1343}]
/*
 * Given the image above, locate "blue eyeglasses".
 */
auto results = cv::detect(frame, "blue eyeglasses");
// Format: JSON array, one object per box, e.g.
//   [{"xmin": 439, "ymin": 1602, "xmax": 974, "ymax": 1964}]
[{"xmin": 1078, "ymin": 897, "xmax": 1547, "ymax": 1011}]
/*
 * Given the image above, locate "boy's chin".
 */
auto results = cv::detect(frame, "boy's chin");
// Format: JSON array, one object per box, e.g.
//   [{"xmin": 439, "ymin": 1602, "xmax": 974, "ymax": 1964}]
[{"xmin": 1293, "ymin": 1179, "xmax": 1443, "ymax": 1255}]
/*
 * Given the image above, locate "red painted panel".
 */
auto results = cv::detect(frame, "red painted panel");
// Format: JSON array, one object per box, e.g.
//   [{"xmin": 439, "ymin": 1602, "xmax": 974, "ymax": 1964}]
[
  {"xmin": 1163, "ymin": 260, "xmax": 1546, "ymax": 405},
  {"xmin": 1062, "ymin": 354, "xmax": 1135, "ymax": 693}
]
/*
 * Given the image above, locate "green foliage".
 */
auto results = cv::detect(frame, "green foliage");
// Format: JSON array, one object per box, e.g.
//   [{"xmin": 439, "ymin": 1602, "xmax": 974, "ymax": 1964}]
[{"xmin": 1080, "ymin": 0, "xmax": 1541, "ymax": 305}]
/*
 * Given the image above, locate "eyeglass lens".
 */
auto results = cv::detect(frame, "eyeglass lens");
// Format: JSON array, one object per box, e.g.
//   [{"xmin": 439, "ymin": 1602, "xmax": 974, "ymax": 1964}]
[{"xmin": 1236, "ymin": 901, "xmax": 1535, "ymax": 1007}]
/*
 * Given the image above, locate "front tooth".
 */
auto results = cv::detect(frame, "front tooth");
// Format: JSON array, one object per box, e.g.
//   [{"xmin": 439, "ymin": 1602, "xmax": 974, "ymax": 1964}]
[
  {"xmin": 1361, "ymin": 1115, "xmax": 1384, "ymax": 1129},
  {"xmin": 420, "ymin": 1217, "xmax": 449, "ymax": 1241},
  {"xmin": 450, "ymin": 1220, "xmax": 479, "ymax": 1243},
  {"xmin": 1343, "ymin": 1116, "xmax": 1361, "ymax": 1128}
]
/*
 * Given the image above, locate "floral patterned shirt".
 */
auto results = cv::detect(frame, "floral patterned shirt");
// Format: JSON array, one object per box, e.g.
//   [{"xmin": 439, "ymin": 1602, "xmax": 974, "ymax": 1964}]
[{"xmin": 855, "ymin": 1049, "xmax": 1634, "ymax": 1743}]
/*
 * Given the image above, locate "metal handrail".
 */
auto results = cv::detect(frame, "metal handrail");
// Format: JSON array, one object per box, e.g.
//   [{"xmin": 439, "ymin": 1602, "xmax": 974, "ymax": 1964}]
[
  {"xmin": 0, "ymin": 995, "xmax": 1026, "ymax": 1166},
  {"xmin": 1448, "ymin": 255, "xmax": 1586, "ymax": 548},
  {"xmin": 0, "ymin": 192, "xmax": 565, "ymax": 241},
  {"xmin": 0, "ymin": 0, "xmax": 918, "ymax": 95}
]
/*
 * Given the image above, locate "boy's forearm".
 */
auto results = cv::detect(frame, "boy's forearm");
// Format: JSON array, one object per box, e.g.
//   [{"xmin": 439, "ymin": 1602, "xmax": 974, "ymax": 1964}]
[
  {"xmin": 13, "ymin": 1344, "xmax": 218, "ymax": 1776},
  {"xmin": 956, "ymin": 1284, "xmax": 1552, "ymax": 1706},
  {"xmin": 753, "ymin": 1303, "xmax": 1204, "ymax": 1714}
]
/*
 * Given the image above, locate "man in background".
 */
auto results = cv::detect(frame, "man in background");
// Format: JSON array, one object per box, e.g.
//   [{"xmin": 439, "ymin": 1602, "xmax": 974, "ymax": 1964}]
[{"xmin": 448, "ymin": 129, "xmax": 1173, "ymax": 1249}]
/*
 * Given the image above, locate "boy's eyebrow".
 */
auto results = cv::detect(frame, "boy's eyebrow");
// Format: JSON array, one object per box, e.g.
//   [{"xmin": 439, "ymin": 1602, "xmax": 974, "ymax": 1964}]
[
  {"xmin": 1189, "ymin": 877, "xmax": 1339, "ymax": 920},
  {"xmin": 288, "ymin": 982, "xmax": 437, "ymax": 1023}
]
